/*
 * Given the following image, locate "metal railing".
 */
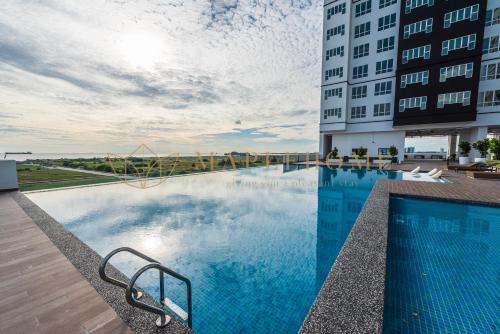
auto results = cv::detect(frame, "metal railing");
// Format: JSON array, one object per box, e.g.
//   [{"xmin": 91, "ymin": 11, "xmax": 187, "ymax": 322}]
[{"xmin": 99, "ymin": 247, "xmax": 192, "ymax": 328}]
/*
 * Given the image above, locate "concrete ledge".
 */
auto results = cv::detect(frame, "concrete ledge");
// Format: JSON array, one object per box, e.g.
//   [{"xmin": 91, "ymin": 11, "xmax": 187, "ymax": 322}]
[
  {"xmin": 10, "ymin": 191, "xmax": 192, "ymax": 334},
  {"xmin": 300, "ymin": 182, "xmax": 390, "ymax": 334}
]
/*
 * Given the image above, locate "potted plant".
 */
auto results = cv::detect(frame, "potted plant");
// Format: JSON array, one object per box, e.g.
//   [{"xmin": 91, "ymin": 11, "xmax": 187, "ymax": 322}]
[
  {"xmin": 349, "ymin": 147, "xmax": 367, "ymax": 164},
  {"xmin": 458, "ymin": 141, "xmax": 471, "ymax": 165},
  {"xmin": 357, "ymin": 147, "xmax": 367, "ymax": 164},
  {"xmin": 472, "ymin": 139, "xmax": 490, "ymax": 163},
  {"xmin": 327, "ymin": 147, "xmax": 341, "ymax": 165},
  {"xmin": 389, "ymin": 145, "xmax": 398, "ymax": 163},
  {"xmin": 489, "ymin": 138, "xmax": 500, "ymax": 160}
]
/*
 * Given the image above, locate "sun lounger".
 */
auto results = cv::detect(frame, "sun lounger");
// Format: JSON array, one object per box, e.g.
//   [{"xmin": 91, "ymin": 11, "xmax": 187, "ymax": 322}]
[
  {"xmin": 427, "ymin": 168, "xmax": 438, "ymax": 176},
  {"xmin": 431, "ymin": 170, "xmax": 442, "ymax": 179},
  {"xmin": 410, "ymin": 166, "xmax": 420, "ymax": 174}
]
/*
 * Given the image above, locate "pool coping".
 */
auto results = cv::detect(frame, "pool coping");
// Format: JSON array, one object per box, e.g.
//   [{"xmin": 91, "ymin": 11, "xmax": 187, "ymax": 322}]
[
  {"xmin": 9, "ymin": 191, "xmax": 193, "ymax": 334},
  {"xmin": 299, "ymin": 176, "xmax": 500, "ymax": 334}
]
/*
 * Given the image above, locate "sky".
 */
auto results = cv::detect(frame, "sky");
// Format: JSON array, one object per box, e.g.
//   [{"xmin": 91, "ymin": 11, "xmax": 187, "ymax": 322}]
[{"xmin": 0, "ymin": 0, "xmax": 445, "ymax": 154}]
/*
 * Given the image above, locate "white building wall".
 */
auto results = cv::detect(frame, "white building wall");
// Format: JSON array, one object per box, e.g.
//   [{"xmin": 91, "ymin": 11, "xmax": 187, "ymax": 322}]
[
  {"xmin": 330, "ymin": 131, "xmax": 405, "ymax": 161},
  {"xmin": 321, "ymin": 1, "xmax": 352, "ymax": 129},
  {"xmin": 320, "ymin": 0, "xmax": 404, "ymax": 159},
  {"xmin": 477, "ymin": 1, "xmax": 500, "ymax": 117},
  {"xmin": 347, "ymin": 0, "xmax": 399, "ymax": 126}
]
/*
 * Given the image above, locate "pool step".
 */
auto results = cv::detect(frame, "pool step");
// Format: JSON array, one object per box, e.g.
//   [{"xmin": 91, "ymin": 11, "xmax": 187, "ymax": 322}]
[{"xmin": 163, "ymin": 297, "xmax": 189, "ymax": 321}]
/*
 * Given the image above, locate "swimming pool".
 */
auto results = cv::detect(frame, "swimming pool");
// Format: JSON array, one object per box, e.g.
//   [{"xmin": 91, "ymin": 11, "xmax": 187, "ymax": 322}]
[
  {"xmin": 28, "ymin": 166, "xmax": 401, "ymax": 333},
  {"xmin": 384, "ymin": 197, "xmax": 500, "ymax": 334}
]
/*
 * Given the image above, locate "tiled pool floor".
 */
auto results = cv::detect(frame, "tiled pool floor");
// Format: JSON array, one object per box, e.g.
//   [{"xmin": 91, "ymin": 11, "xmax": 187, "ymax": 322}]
[{"xmin": 384, "ymin": 197, "xmax": 499, "ymax": 333}]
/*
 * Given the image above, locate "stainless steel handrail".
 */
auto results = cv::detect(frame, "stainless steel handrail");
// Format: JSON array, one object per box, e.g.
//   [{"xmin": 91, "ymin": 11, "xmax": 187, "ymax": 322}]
[
  {"xmin": 99, "ymin": 246, "xmax": 159, "ymax": 299},
  {"xmin": 99, "ymin": 247, "xmax": 192, "ymax": 328},
  {"xmin": 126, "ymin": 263, "xmax": 193, "ymax": 328}
]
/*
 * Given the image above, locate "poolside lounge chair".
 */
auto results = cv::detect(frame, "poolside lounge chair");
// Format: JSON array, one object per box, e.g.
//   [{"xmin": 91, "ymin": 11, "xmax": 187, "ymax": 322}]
[
  {"xmin": 431, "ymin": 170, "xmax": 443, "ymax": 179},
  {"xmin": 445, "ymin": 162, "xmax": 486, "ymax": 172},
  {"xmin": 427, "ymin": 168, "xmax": 438, "ymax": 176},
  {"xmin": 465, "ymin": 171, "xmax": 500, "ymax": 180},
  {"xmin": 410, "ymin": 166, "xmax": 420, "ymax": 174}
]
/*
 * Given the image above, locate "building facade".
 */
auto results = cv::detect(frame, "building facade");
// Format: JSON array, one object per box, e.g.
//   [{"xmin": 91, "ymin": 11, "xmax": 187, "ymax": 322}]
[{"xmin": 319, "ymin": 0, "xmax": 500, "ymax": 161}]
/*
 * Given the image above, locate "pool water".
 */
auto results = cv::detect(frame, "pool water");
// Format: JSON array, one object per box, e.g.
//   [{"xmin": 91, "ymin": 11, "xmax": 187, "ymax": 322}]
[
  {"xmin": 384, "ymin": 197, "xmax": 500, "ymax": 334},
  {"xmin": 28, "ymin": 166, "xmax": 401, "ymax": 334}
]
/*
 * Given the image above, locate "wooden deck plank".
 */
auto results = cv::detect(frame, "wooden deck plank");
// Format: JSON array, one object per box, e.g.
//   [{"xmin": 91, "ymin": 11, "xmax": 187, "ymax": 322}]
[{"xmin": 0, "ymin": 193, "xmax": 132, "ymax": 334}]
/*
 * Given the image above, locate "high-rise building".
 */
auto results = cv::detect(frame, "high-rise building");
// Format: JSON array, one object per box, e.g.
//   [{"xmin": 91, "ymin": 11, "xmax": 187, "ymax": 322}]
[{"xmin": 319, "ymin": 0, "xmax": 500, "ymax": 161}]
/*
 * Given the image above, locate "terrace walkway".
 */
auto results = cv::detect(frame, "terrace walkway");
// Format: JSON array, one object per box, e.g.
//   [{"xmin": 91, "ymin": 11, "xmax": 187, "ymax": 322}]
[{"xmin": 0, "ymin": 192, "xmax": 131, "ymax": 334}]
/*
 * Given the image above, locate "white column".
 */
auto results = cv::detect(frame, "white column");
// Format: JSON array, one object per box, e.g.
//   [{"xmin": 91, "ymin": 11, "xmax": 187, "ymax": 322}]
[
  {"xmin": 448, "ymin": 135, "xmax": 457, "ymax": 159},
  {"xmin": 319, "ymin": 134, "xmax": 332, "ymax": 160},
  {"xmin": 469, "ymin": 127, "xmax": 488, "ymax": 159}
]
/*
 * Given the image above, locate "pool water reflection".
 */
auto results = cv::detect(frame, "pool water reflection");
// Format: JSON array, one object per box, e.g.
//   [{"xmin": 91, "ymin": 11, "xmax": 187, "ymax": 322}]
[{"xmin": 28, "ymin": 166, "xmax": 401, "ymax": 334}]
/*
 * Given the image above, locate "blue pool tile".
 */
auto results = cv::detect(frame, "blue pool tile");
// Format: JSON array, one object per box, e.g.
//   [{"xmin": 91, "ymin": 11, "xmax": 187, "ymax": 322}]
[{"xmin": 384, "ymin": 197, "xmax": 500, "ymax": 334}]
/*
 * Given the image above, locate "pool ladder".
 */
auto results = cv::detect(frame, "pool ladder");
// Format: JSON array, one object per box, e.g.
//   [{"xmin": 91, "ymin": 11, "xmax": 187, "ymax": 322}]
[{"xmin": 99, "ymin": 247, "xmax": 192, "ymax": 328}]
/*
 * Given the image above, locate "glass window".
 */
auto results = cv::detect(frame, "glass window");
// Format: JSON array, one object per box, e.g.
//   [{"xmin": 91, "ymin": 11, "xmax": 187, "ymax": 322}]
[
  {"xmin": 355, "ymin": 0, "xmax": 372, "ymax": 17},
  {"xmin": 399, "ymin": 96, "xmax": 427, "ymax": 112},
  {"xmin": 444, "ymin": 5, "xmax": 479, "ymax": 28},
  {"xmin": 353, "ymin": 44, "xmax": 370, "ymax": 59},
  {"xmin": 351, "ymin": 106, "xmax": 367, "ymax": 119},
  {"xmin": 376, "ymin": 59, "xmax": 393, "ymax": 74},
  {"xmin": 442, "ymin": 34, "xmax": 476, "ymax": 56},
  {"xmin": 354, "ymin": 22, "xmax": 371, "ymax": 38},
  {"xmin": 374, "ymin": 103, "xmax": 391, "ymax": 116},
  {"xmin": 483, "ymin": 35, "xmax": 500, "ymax": 54},
  {"xmin": 377, "ymin": 37, "xmax": 395, "ymax": 53},
  {"xmin": 480, "ymin": 62, "xmax": 500, "ymax": 81},
  {"xmin": 327, "ymin": 3, "xmax": 346, "ymax": 20},
  {"xmin": 353, "ymin": 65, "xmax": 369, "ymax": 79},
  {"xmin": 485, "ymin": 8, "xmax": 500, "ymax": 27},
  {"xmin": 375, "ymin": 81, "xmax": 392, "ymax": 95},
  {"xmin": 439, "ymin": 63, "xmax": 474, "ymax": 82},
  {"xmin": 400, "ymin": 71, "xmax": 429, "ymax": 88},
  {"xmin": 379, "ymin": 0, "xmax": 397, "ymax": 9},
  {"xmin": 378, "ymin": 13, "xmax": 397, "ymax": 31},
  {"xmin": 402, "ymin": 45, "xmax": 431, "ymax": 64},
  {"xmin": 404, "ymin": 18, "xmax": 433, "ymax": 39},
  {"xmin": 437, "ymin": 91, "xmax": 471, "ymax": 108},
  {"xmin": 324, "ymin": 88, "xmax": 343, "ymax": 100},
  {"xmin": 478, "ymin": 90, "xmax": 500, "ymax": 107},
  {"xmin": 325, "ymin": 67, "xmax": 343, "ymax": 81},
  {"xmin": 405, "ymin": 0, "xmax": 434, "ymax": 14},
  {"xmin": 352, "ymin": 86, "xmax": 368, "ymax": 99},
  {"xmin": 324, "ymin": 108, "xmax": 342, "ymax": 119}
]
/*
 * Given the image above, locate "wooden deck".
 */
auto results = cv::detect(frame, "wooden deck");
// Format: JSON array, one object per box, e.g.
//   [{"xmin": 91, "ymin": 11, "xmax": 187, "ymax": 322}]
[{"xmin": 0, "ymin": 192, "xmax": 132, "ymax": 334}]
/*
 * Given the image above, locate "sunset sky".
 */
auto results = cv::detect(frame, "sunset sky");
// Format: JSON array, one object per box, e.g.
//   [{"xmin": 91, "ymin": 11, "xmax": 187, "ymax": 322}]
[{"xmin": 0, "ymin": 0, "xmax": 445, "ymax": 154}]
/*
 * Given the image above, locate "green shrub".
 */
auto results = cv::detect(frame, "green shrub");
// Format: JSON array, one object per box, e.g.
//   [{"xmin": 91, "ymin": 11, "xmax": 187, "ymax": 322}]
[
  {"xmin": 459, "ymin": 141, "xmax": 471, "ymax": 156},
  {"xmin": 389, "ymin": 145, "xmax": 398, "ymax": 157},
  {"xmin": 489, "ymin": 138, "xmax": 500, "ymax": 160},
  {"xmin": 472, "ymin": 139, "xmax": 490, "ymax": 158}
]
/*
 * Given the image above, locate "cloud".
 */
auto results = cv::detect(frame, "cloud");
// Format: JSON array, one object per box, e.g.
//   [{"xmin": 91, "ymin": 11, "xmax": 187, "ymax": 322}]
[
  {"xmin": 285, "ymin": 109, "xmax": 317, "ymax": 117},
  {"xmin": 0, "ymin": 112, "xmax": 19, "ymax": 119},
  {"xmin": 0, "ymin": 0, "xmax": 323, "ymax": 153}
]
